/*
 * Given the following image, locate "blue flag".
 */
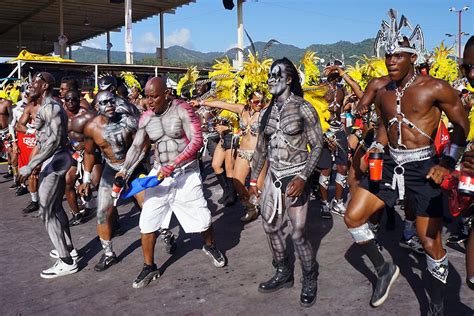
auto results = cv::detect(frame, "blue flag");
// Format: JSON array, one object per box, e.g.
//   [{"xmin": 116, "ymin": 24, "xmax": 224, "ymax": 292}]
[{"xmin": 120, "ymin": 176, "xmax": 162, "ymax": 199}]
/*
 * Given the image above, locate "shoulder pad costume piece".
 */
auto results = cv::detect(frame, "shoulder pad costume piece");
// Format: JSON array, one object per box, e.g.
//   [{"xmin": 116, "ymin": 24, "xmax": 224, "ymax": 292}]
[{"xmin": 374, "ymin": 8, "xmax": 425, "ymax": 64}]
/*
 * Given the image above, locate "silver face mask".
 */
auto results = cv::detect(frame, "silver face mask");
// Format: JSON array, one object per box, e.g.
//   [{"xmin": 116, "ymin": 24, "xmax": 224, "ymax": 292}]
[
  {"xmin": 96, "ymin": 91, "xmax": 116, "ymax": 118},
  {"xmin": 268, "ymin": 64, "xmax": 289, "ymax": 96}
]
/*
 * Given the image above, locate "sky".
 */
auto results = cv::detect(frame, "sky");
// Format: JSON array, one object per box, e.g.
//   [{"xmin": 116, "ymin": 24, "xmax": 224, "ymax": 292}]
[{"xmin": 80, "ymin": 0, "xmax": 473, "ymax": 55}]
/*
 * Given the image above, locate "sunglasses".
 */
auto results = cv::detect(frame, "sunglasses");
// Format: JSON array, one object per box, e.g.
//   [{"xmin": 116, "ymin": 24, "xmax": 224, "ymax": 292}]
[
  {"xmin": 250, "ymin": 99, "xmax": 262, "ymax": 106},
  {"xmin": 98, "ymin": 98, "xmax": 115, "ymax": 106},
  {"xmin": 461, "ymin": 63, "xmax": 473, "ymax": 72},
  {"xmin": 64, "ymin": 97, "xmax": 79, "ymax": 102}
]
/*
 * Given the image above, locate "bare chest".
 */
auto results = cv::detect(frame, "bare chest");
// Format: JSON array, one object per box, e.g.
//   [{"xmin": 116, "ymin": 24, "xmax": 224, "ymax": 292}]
[{"xmin": 146, "ymin": 114, "xmax": 183, "ymax": 143}]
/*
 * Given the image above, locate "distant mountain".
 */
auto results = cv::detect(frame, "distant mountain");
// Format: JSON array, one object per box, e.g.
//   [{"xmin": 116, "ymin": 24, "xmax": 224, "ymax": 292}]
[{"xmin": 71, "ymin": 39, "xmax": 375, "ymax": 66}]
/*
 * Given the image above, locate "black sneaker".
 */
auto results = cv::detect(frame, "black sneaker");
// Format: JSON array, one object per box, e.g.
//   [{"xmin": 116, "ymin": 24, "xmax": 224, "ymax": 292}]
[
  {"xmin": 22, "ymin": 201, "xmax": 39, "ymax": 214},
  {"xmin": 9, "ymin": 182, "xmax": 18, "ymax": 189},
  {"xmin": 202, "ymin": 244, "xmax": 226, "ymax": 267},
  {"xmin": 370, "ymin": 263, "xmax": 399, "ymax": 307},
  {"xmin": 69, "ymin": 212, "xmax": 85, "ymax": 226},
  {"xmin": 94, "ymin": 253, "xmax": 118, "ymax": 272},
  {"xmin": 320, "ymin": 202, "xmax": 332, "ymax": 219},
  {"xmin": 399, "ymin": 235, "xmax": 424, "ymax": 254},
  {"xmin": 3, "ymin": 172, "xmax": 13, "ymax": 179},
  {"xmin": 16, "ymin": 186, "xmax": 28, "ymax": 196},
  {"xmin": 132, "ymin": 263, "xmax": 160, "ymax": 289},
  {"xmin": 161, "ymin": 231, "xmax": 177, "ymax": 254},
  {"xmin": 446, "ymin": 232, "xmax": 469, "ymax": 245},
  {"xmin": 427, "ymin": 302, "xmax": 444, "ymax": 316}
]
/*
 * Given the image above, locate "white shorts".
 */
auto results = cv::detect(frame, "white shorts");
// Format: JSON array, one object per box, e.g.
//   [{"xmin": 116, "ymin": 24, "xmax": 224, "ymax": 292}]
[{"xmin": 139, "ymin": 167, "xmax": 211, "ymax": 234}]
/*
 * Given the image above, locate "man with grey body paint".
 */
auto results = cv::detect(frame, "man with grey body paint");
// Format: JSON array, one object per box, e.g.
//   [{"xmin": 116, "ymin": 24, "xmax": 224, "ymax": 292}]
[{"xmin": 18, "ymin": 72, "xmax": 78, "ymax": 279}]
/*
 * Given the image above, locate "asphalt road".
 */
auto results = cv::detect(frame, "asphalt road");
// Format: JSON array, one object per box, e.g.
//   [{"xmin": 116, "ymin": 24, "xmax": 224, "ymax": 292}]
[{"xmin": 0, "ymin": 162, "xmax": 472, "ymax": 315}]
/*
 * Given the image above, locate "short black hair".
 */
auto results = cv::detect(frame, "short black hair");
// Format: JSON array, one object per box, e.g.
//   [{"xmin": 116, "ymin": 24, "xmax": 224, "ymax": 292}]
[
  {"xmin": 465, "ymin": 36, "xmax": 474, "ymax": 52},
  {"xmin": 61, "ymin": 77, "xmax": 79, "ymax": 90}
]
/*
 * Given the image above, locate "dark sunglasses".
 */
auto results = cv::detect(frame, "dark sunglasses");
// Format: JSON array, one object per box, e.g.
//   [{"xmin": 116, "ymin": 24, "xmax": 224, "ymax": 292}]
[
  {"xmin": 98, "ymin": 98, "xmax": 115, "ymax": 106},
  {"xmin": 461, "ymin": 63, "xmax": 473, "ymax": 72},
  {"xmin": 64, "ymin": 97, "xmax": 79, "ymax": 102}
]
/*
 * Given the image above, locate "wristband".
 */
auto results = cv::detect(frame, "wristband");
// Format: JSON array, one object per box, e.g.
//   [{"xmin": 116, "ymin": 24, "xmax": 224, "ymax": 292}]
[
  {"xmin": 249, "ymin": 179, "xmax": 257, "ymax": 187},
  {"xmin": 297, "ymin": 174, "xmax": 308, "ymax": 181},
  {"xmin": 83, "ymin": 171, "xmax": 92, "ymax": 184},
  {"xmin": 368, "ymin": 141, "xmax": 385, "ymax": 153},
  {"xmin": 199, "ymin": 100, "xmax": 204, "ymax": 106},
  {"xmin": 443, "ymin": 143, "xmax": 463, "ymax": 162},
  {"xmin": 26, "ymin": 128, "xmax": 35, "ymax": 135}
]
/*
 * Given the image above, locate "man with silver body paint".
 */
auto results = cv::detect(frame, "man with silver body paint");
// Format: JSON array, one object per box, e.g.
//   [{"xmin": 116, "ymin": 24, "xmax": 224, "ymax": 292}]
[
  {"xmin": 249, "ymin": 58, "xmax": 324, "ymax": 307},
  {"xmin": 79, "ymin": 90, "xmax": 143, "ymax": 272},
  {"xmin": 116, "ymin": 77, "xmax": 225, "ymax": 289},
  {"xmin": 18, "ymin": 72, "xmax": 78, "ymax": 278}
]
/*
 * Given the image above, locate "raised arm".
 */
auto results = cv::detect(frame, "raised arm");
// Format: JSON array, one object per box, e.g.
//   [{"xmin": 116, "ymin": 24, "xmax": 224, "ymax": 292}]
[
  {"xmin": 354, "ymin": 77, "xmax": 389, "ymax": 115},
  {"xmin": 199, "ymin": 100, "xmax": 245, "ymax": 114}
]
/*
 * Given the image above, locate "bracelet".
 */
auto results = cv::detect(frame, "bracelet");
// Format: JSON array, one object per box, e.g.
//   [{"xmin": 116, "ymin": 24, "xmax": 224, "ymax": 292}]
[
  {"xmin": 339, "ymin": 71, "xmax": 346, "ymax": 77},
  {"xmin": 297, "ymin": 174, "xmax": 308, "ymax": 181},
  {"xmin": 83, "ymin": 171, "xmax": 92, "ymax": 184},
  {"xmin": 199, "ymin": 100, "xmax": 204, "ymax": 106},
  {"xmin": 249, "ymin": 179, "xmax": 257, "ymax": 187}
]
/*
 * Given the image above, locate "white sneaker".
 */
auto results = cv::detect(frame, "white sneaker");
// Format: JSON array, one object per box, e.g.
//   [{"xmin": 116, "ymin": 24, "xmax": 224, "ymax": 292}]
[
  {"xmin": 49, "ymin": 248, "xmax": 79, "ymax": 260},
  {"xmin": 40, "ymin": 259, "xmax": 78, "ymax": 279},
  {"xmin": 331, "ymin": 199, "xmax": 346, "ymax": 217}
]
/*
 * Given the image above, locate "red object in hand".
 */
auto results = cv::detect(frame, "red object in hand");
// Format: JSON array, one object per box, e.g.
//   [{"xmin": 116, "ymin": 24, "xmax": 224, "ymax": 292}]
[
  {"xmin": 368, "ymin": 152, "xmax": 383, "ymax": 182},
  {"xmin": 434, "ymin": 121, "xmax": 450, "ymax": 156},
  {"xmin": 440, "ymin": 171, "xmax": 473, "ymax": 217}
]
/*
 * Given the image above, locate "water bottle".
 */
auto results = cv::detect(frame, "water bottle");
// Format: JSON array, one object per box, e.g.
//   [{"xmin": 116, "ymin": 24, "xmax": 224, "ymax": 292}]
[{"xmin": 111, "ymin": 177, "xmax": 125, "ymax": 205}]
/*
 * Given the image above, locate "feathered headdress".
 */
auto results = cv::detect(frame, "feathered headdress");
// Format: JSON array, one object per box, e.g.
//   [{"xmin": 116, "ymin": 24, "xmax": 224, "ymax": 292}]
[
  {"xmin": 208, "ymin": 57, "xmax": 236, "ymax": 101},
  {"xmin": 176, "ymin": 66, "xmax": 199, "ymax": 97},
  {"xmin": 374, "ymin": 9, "xmax": 424, "ymax": 63},
  {"xmin": 428, "ymin": 42, "xmax": 458, "ymax": 84},
  {"xmin": 346, "ymin": 56, "xmax": 388, "ymax": 90},
  {"xmin": 120, "ymin": 71, "xmax": 142, "ymax": 92},
  {"xmin": 299, "ymin": 51, "xmax": 329, "ymax": 132},
  {"xmin": 235, "ymin": 51, "xmax": 272, "ymax": 104}
]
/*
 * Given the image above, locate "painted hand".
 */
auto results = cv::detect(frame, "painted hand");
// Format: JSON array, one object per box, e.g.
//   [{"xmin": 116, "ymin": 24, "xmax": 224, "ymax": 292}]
[
  {"xmin": 286, "ymin": 176, "xmax": 306, "ymax": 198},
  {"xmin": 18, "ymin": 165, "xmax": 32, "ymax": 184},
  {"xmin": 426, "ymin": 165, "xmax": 450, "ymax": 185},
  {"xmin": 158, "ymin": 164, "xmax": 175, "ymax": 179},
  {"xmin": 78, "ymin": 183, "xmax": 91, "ymax": 197}
]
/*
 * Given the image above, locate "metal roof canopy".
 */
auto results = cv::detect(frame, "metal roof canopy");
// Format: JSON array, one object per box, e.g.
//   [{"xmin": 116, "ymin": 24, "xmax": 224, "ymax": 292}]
[{"xmin": 0, "ymin": 0, "xmax": 195, "ymax": 57}]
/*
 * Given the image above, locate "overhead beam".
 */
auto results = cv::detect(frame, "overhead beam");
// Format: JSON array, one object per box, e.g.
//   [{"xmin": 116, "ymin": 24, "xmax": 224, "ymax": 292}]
[{"xmin": 0, "ymin": 0, "xmax": 55, "ymax": 37}]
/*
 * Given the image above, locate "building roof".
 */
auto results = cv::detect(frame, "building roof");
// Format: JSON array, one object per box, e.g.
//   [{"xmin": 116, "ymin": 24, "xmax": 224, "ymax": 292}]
[{"xmin": 0, "ymin": 0, "xmax": 195, "ymax": 57}]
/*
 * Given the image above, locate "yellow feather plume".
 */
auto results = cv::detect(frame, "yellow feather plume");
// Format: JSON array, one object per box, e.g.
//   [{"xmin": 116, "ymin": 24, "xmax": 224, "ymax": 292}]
[
  {"xmin": 176, "ymin": 66, "xmax": 199, "ymax": 97},
  {"xmin": 120, "ymin": 71, "xmax": 142, "ymax": 91},
  {"xmin": 208, "ymin": 57, "xmax": 236, "ymax": 101},
  {"xmin": 468, "ymin": 107, "xmax": 474, "ymax": 142},
  {"xmin": 346, "ymin": 56, "xmax": 387, "ymax": 91},
  {"xmin": 429, "ymin": 42, "xmax": 458, "ymax": 84},
  {"xmin": 300, "ymin": 51, "xmax": 320, "ymax": 86},
  {"xmin": 236, "ymin": 51, "xmax": 271, "ymax": 104}
]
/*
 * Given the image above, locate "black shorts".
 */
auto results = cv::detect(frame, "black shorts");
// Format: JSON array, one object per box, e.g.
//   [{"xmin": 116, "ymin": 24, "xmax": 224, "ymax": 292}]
[
  {"xmin": 317, "ymin": 129, "xmax": 348, "ymax": 169},
  {"xmin": 221, "ymin": 133, "xmax": 239, "ymax": 150},
  {"xmin": 360, "ymin": 154, "xmax": 444, "ymax": 218}
]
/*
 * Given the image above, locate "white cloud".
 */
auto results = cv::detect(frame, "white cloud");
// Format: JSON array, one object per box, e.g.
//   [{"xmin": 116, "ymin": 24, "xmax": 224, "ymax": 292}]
[
  {"xmin": 165, "ymin": 28, "xmax": 194, "ymax": 49},
  {"xmin": 82, "ymin": 35, "xmax": 106, "ymax": 50},
  {"xmin": 135, "ymin": 32, "xmax": 160, "ymax": 53}
]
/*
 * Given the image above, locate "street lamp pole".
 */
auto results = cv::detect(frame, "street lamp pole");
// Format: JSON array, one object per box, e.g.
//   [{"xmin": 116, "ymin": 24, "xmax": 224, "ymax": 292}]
[{"xmin": 449, "ymin": 6, "xmax": 470, "ymax": 64}]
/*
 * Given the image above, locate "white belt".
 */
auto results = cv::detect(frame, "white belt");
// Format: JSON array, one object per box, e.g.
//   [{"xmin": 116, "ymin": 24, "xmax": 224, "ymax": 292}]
[{"xmin": 388, "ymin": 145, "xmax": 435, "ymax": 200}]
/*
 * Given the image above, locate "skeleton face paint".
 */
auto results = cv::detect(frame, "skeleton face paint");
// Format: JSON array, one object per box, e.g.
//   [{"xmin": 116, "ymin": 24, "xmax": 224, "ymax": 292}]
[
  {"xmin": 268, "ymin": 64, "xmax": 289, "ymax": 96},
  {"xmin": 96, "ymin": 91, "xmax": 117, "ymax": 119}
]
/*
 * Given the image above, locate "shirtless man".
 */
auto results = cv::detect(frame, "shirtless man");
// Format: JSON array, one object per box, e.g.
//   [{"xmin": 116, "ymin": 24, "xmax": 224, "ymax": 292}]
[
  {"xmin": 7, "ymin": 91, "xmax": 28, "ymax": 188},
  {"xmin": 18, "ymin": 72, "xmax": 77, "ymax": 278},
  {"xmin": 79, "ymin": 90, "xmax": 142, "ymax": 272},
  {"xmin": 116, "ymin": 77, "xmax": 225, "ymax": 289},
  {"xmin": 16, "ymin": 92, "xmax": 41, "ymax": 211},
  {"xmin": 59, "ymin": 77, "xmax": 90, "ymax": 111},
  {"xmin": 343, "ymin": 12, "xmax": 469, "ymax": 314},
  {"xmin": 0, "ymin": 92, "xmax": 12, "ymax": 163},
  {"xmin": 63, "ymin": 89, "xmax": 98, "ymax": 226},
  {"xmin": 249, "ymin": 58, "xmax": 323, "ymax": 307}
]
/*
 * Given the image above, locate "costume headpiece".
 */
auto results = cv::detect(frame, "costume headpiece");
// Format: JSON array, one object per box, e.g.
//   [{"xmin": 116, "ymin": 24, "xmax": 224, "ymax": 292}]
[
  {"xmin": 120, "ymin": 71, "xmax": 142, "ymax": 92},
  {"xmin": 428, "ymin": 41, "xmax": 458, "ymax": 84},
  {"xmin": 374, "ymin": 9, "xmax": 424, "ymax": 60},
  {"xmin": 176, "ymin": 66, "xmax": 199, "ymax": 97}
]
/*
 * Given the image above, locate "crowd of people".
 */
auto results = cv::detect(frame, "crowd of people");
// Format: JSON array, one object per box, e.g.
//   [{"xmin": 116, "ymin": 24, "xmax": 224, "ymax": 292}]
[{"xmin": 0, "ymin": 9, "xmax": 472, "ymax": 315}]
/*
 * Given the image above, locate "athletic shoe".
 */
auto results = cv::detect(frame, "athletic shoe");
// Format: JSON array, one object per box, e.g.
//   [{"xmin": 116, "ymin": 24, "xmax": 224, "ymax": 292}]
[
  {"xmin": 427, "ymin": 302, "xmax": 444, "ymax": 316},
  {"xmin": 15, "ymin": 186, "xmax": 28, "ymax": 196},
  {"xmin": 9, "ymin": 182, "xmax": 18, "ymax": 189},
  {"xmin": 320, "ymin": 201, "xmax": 332, "ymax": 219},
  {"xmin": 94, "ymin": 253, "xmax": 118, "ymax": 272},
  {"xmin": 331, "ymin": 199, "xmax": 346, "ymax": 217},
  {"xmin": 399, "ymin": 235, "xmax": 424, "ymax": 254},
  {"xmin": 22, "ymin": 201, "xmax": 39, "ymax": 214},
  {"xmin": 368, "ymin": 222, "xmax": 380, "ymax": 234},
  {"xmin": 40, "ymin": 259, "xmax": 78, "ymax": 279},
  {"xmin": 49, "ymin": 248, "xmax": 79, "ymax": 260},
  {"xmin": 3, "ymin": 172, "xmax": 13, "ymax": 179},
  {"xmin": 202, "ymin": 244, "xmax": 226, "ymax": 268},
  {"xmin": 446, "ymin": 232, "xmax": 469, "ymax": 245},
  {"xmin": 162, "ymin": 231, "xmax": 177, "ymax": 254},
  {"xmin": 370, "ymin": 263, "xmax": 399, "ymax": 307},
  {"xmin": 132, "ymin": 263, "xmax": 160, "ymax": 289},
  {"xmin": 69, "ymin": 212, "xmax": 85, "ymax": 226}
]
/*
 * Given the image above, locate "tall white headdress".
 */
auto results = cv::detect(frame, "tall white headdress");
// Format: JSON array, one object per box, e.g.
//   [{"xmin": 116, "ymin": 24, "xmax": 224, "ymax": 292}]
[{"xmin": 374, "ymin": 9, "xmax": 424, "ymax": 62}]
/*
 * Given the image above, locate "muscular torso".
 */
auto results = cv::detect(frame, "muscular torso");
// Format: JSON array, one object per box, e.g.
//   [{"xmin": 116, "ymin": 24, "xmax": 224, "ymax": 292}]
[
  {"xmin": 87, "ymin": 114, "xmax": 136, "ymax": 165},
  {"xmin": 35, "ymin": 98, "xmax": 68, "ymax": 151},
  {"xmin": 262, "ymin": 95, "xmax": 312, "ymax": 167},
  {"xmin": 17, "ymin": 102, "xmax": 40, "ymax": 133},
  {"xmin": 0, "ymin": 100, "xmax": 11, "ymax": 129},
  {"xmin": 144, "ymin": 106, "xmax": 190, "ymax": 165},
  {"xmin": 377, "ymin": 76, "xmax": 441, "ymax": 149}
]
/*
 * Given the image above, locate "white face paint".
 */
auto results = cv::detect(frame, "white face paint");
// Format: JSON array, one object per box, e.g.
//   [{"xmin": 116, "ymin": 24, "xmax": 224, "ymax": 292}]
[
  {"xmin": 96, "ymin": 91, "xmax": 117, "ymax": 119},
  {"xmin": 268, "ymin": 64, "xmax": 289, "ymax": 96}
]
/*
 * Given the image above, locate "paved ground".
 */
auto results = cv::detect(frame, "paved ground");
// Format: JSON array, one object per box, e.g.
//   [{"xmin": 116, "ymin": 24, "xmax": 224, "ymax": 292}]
[{"xmin": 0, "ymin": 162, "xmax": 472, "ymax": 315}]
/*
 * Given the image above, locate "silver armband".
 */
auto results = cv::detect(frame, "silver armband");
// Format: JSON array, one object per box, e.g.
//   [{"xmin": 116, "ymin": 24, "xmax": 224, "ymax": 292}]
[
  {"xmin": 83, "ymin": 171, "xmax": 92, "ymax": 184},
  {"xmin": 368, "ymin": 141, "xmax": 385, "ymax": 152}
]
